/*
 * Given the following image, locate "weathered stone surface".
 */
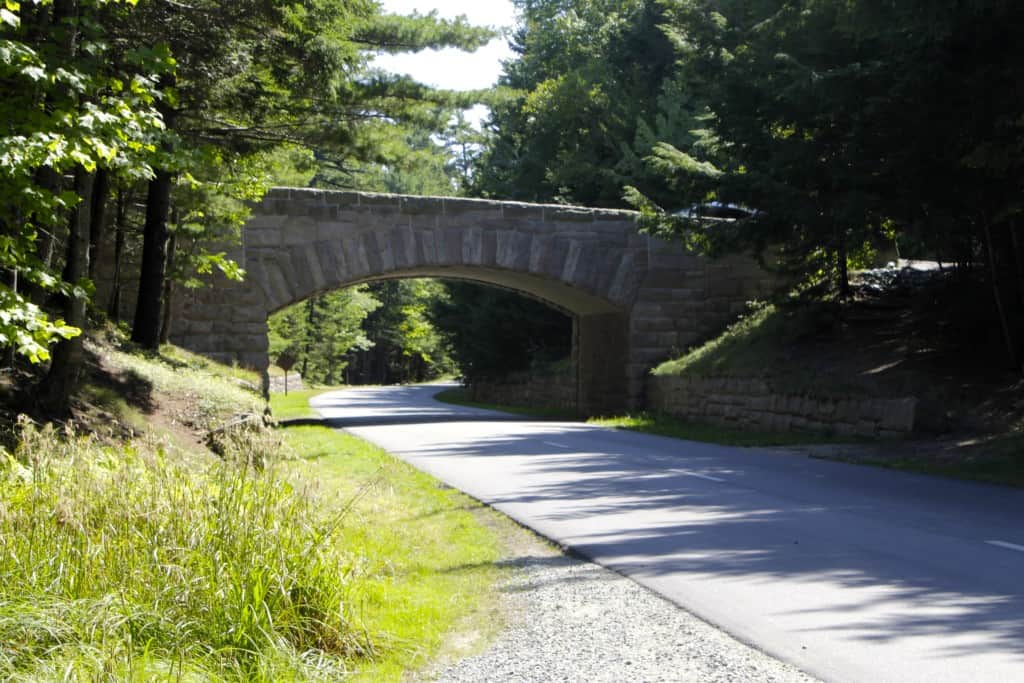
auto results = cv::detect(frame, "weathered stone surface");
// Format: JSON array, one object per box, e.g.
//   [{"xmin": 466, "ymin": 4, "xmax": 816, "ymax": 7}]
[
  {"xmin": 647, "ymin": 374, "xmax": 918, "ymax": 438},
  {"xmin": 170, "ymin": 187, "xmax": 781, "ymax": 414}
]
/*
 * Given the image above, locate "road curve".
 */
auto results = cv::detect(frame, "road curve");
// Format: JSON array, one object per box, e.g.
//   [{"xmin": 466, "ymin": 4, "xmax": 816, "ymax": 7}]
[{"xmin": 310, "ymin": 384, "xmax": 1024, "ymax": 683}]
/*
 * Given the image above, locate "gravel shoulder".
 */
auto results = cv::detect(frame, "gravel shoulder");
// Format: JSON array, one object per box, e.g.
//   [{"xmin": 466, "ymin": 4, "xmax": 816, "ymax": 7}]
[{"xmin": 422, "ymin": 515, "xmax": 817, "ymax": 683}]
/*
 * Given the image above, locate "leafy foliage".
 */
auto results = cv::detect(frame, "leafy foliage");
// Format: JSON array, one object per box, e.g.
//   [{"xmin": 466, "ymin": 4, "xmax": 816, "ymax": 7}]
[
  {"xmin": 0, "ymin": 0, "xmax": 166, "ymax": 362},
  {"xmin": 269, "ymin": 285, "xmax": 380, "ymax": 386},
  {"xmin": 429, "ymin": 280, "xmax": 571, "ymax": 382}
]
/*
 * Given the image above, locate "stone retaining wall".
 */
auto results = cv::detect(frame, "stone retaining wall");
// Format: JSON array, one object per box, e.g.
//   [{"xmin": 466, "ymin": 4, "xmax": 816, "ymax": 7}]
[
  {"xmin": 470, "ymin": 371, "xmax": 577, "ymax": 414},
  {"xmin": 648, "ymin": 375, "xmax": 917, "ymax": 438}
]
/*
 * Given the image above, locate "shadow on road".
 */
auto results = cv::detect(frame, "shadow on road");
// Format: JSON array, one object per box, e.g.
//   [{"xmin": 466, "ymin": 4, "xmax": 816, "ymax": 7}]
[{"xmin": 297, "ymin": 383, "xmax": 1024, "ymax": 663}]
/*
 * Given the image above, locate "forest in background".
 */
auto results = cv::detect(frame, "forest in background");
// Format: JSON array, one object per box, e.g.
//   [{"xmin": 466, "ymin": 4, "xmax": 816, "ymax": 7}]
[{"xmin": 4, "ymin": 0, "xmax": 1024, "ymax": 404}]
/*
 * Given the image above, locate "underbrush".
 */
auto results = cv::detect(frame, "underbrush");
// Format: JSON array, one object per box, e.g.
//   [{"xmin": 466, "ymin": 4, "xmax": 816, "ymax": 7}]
[{"xmin": 0, "ymin": 419, "xmax": 363, "ymax": 681}]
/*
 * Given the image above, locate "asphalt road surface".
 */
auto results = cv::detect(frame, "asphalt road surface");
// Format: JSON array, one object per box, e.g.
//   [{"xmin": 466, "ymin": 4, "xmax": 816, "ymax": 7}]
[{"xmin": 310, "ymin": 384, "xmax": 1024, "ymax": 683}]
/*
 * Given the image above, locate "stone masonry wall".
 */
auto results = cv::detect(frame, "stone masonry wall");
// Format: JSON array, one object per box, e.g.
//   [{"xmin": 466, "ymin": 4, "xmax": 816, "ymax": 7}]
[
  {"xmin": 171, "ymin": 188, "xmax": 781, "ymax": 412},
  {"xmin": 470, "ymin": 370, "xmax": 577, "ymax": 414},
  {"xmin": 648, "ymin": 375, "xmax": 917, "ymax": 438}
]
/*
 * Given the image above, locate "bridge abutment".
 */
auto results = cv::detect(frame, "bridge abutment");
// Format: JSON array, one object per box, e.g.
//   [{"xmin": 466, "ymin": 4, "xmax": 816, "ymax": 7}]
[{"xmin": 574, "ymin": 312, "xmax": 630, "ymax": 415}]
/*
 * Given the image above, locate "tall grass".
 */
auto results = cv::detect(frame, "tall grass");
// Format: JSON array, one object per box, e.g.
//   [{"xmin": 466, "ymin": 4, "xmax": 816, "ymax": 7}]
[{"xmin": 0, "ymin": 419, "xmax": 365, "ymax": 681}]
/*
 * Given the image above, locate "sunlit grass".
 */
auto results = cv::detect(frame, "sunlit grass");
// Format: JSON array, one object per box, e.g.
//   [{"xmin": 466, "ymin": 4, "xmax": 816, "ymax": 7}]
[
  {"xmin": 271, "ymin": 392, "xmax": 507, "ymax": 680},
  {"xmin": 0, "ymin": 420, "xmax": 361, "ymax": 681},
  {"xmin": 272, "ymin": 389, "xmax": 328, "ymax": 421},
  {"xmin": 653, "ymin": 302, "xmax": 786, "ymax": 378},
  {"xmin": 0, "ymin": 344, "xmax": 509, "ymax": 681}
]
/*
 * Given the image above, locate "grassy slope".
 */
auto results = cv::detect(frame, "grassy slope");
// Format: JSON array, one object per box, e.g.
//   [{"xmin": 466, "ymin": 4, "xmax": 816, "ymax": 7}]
[
  {"xmin": 650, "ymin": 291, "xmax": 1024, "ymax": 486},
  {"xmin": 0, "ymin": 341, "xmax": 509, "ymax": 681}
]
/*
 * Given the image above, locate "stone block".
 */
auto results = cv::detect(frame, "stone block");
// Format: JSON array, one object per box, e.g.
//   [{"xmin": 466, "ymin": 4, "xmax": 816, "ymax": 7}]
[
  {"xmin": 443, "ymin": 197, "xmax": 502, "ymax": 216},
  {"xmin": 632, "ymin": 332, "xmax": 660, "ymax": 348},
  {"xmin": 281, "ymin": 217, "xmax": 319, "ymax": 245},
  {"xmin": 496, "ymin": 231, "xmax": 532, "ymax": 271},
  {"xmin": 356, "ymin": 192, "xmax": 401, "ymax": 211},
  {"xmin": 607, "ymin": 252, "xmax": 640, "ymax": 304},
  {"xmin": 706, "ymin": 278, "xmax": 742, "ymax": 298},
  {"xmin": 880, "ymin": 398, "xmax": 917, "ymax": 433},
  {"xmin": 341, "ymin": 238, "xmax": 369, "ymax": 278},
  {"xmin": 390, "ymin": 226, "xmax": 416, "ymax": 270},
  {"xmin": 592, "ymin": 210, "xmax": 637, "ymax": 223},
  {"xmin": 400, "ymin": 196, "xmax": 442, "ymax": 214},
  {"xmin": 502, "ymin": 202, "xmax": 546, "ymax": 221},
  {"xmin": 856, "ymin": 420, "xmax": 879, "ymax": 437},
  {"xmin": 316, "ymin": 220, "xmax": 358, "ymax": 241},
  {"xmin": 303, "ymin": 244, "xmax": 327, "ymax": 291},
  {"xmin": 478, "ymin": 229, "xmax": 498, "ymax": 267},
  {"xmin": 353, "ymin": 232, "xmax": 378, "ymax": 274},
  {"xmin": 308, "ymin": 204, "xmax": 338, "ymax": 221},
  {"xmin": 547, "ymin": 207, "xmax": 595, "ymax": 223},
  {"xmin": 657, "ymin": 332, "xmax": 679, "ymax": 348},
  {"xmin": 560, "ymin": 241, "xmax": 583, "ymax": 284},
  {"xmin": 462, "ymin": 227, "xmax": 484, "ymax": 265},
  {"xmin": 245, "ymin": 228, "xmax": 281, "ymax": 248},
  {"xmin": 375, "ymin": 230, "xmax": 396, "ymax": 272},
  {"xmin": 442, "ymin": 227, "xmax": 463, "ymax": 264}
]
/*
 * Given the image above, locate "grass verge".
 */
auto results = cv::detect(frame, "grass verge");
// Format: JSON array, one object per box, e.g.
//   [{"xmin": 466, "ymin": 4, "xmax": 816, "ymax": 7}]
[
  {"xmin": 272, "ymin": 389, "xmax": 327, "ymax": 421},
  {"xmin": 432, "ymin": 387, "xmax": 577, "ymax": 420},
  {"xmin": 1, "ymin": 342, "xmax": 509, "ymax": 681},
  {"xmin": 817, "ymin": 432, "xmax": 1024, "ymax": 488},
  {"xmin": 435, "ymin": 387, "xmax": 848, "ymax": 447},
  {"xmin": 589, "ymin": 412, "xmax": 859, "ymax": 447},
  {"xmin": 270, "ymin": 392, "xmax": 507, "ymax": 681},
  {"xmin": 0, "ymin": 419, "xmax": 358, "ymax": 681}
]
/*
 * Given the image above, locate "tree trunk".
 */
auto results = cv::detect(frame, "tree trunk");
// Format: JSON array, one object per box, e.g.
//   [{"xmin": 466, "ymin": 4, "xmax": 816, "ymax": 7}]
[
  {"xmin": 131, "ymin": 168, "xmax": 174, "ymax": 349},
  {"xmin": 107, "ymin": 189, "xmax": 128, "ymax": 321},
  {"xmin": 982, "ymin": 216, "xmax": 1020, "ymax": 372},
  {"xmin": 87, "ymin": 167, "xmax": 110, "ymax": 282},
  {"xmin": 1009, "ymin": 218, "xmax": 1024, "ymax": 308},
  {"xmin": 159, "ymin": 232, "xmax": 177, "ymax": 344},
  {"xmin": 3, "ymin": 269, "xmax": 16, "ymax": 367},
  {"xmin": 301, "ymin": 297, "xmax": 317, "ymax": 378},
  {"xmin": 836, "ymin": 227, "xmax": 850, "ymax": 301},
  {"xmin": 37, "ymin": 168, "xmax": 93, "ymax": 415}
]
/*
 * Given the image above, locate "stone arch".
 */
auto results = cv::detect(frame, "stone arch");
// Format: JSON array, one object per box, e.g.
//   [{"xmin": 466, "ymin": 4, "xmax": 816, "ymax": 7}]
[{"xmin": 171, "ymin": 188, "xmax": 777, "ymax": 414}]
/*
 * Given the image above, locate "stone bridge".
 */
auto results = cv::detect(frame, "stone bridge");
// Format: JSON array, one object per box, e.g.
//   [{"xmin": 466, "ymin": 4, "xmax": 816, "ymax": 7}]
[{"xmin": 171, "ymin": 188, "xmax": 775, "ymax": 414}]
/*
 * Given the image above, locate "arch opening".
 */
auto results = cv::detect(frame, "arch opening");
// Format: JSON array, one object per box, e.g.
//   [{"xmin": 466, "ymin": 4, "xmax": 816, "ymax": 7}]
[{"xmin": 264, "ymin": 272, "xmax": 628, "ymax": 416}]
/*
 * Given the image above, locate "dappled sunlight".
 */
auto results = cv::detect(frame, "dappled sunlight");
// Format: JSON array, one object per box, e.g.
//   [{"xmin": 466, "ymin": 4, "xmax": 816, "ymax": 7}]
[{"xmin": 307, "ymin": 384, "xmax": 1024, "ymax": 675}]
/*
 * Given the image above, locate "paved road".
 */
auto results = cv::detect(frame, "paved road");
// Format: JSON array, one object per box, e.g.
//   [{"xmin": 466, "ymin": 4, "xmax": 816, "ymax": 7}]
[{"xmin": 311, "ymin": 385, "xmax": 1024, "ymax": 683}]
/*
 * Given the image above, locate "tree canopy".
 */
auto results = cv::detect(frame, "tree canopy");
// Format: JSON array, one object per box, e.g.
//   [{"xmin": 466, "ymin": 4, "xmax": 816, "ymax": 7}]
[{"xmin": 1, "ymin": 0, "xmax": 500, "ymax": 411}]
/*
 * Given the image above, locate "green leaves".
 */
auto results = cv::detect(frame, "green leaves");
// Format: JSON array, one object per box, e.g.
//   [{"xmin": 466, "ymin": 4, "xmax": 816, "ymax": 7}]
[
  {"xmin": 0, "ymin": 0, "xmax": 164, "ymax": 363},
  {"xmin": 0, "ymin": 286, "xmax": 80, "ymax": 364}
]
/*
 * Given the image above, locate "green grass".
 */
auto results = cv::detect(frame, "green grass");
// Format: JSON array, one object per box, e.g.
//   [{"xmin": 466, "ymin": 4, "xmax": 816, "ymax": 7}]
[
  {"xmin": 648, "ymin": 301, "xmax": 875, "ymax": 396},
  {"xmin": 271, "ymin": 389, "xmax": 328, "ymax": 421},
  {"xmin": 589, "ymin": 412, "xmax": 857, "ymax": 447},
  {"xmin": 0, "ymin": 420, "xmax": 358, "ymax": 681},
  {"xmin": 270, "ymin": 392, "xmax": 507, "ymax": 681},
  {"xmin": 433, "ymin": 387, "xmax": 578, "ymax": 420},
  {"xmin": 0, "ymin": 344, "xmax": 509, "ymax": 681},
  {"xmin": 652, "ymin": 302, "xmax": 784, "ymax": 378},
  {"xmin": 102, "ymin": 343, "xmax": 264, "ymax": 429},
  {"xmin": 825, "ymin": 432, "xmax": 1024, "ymax": 488}
]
